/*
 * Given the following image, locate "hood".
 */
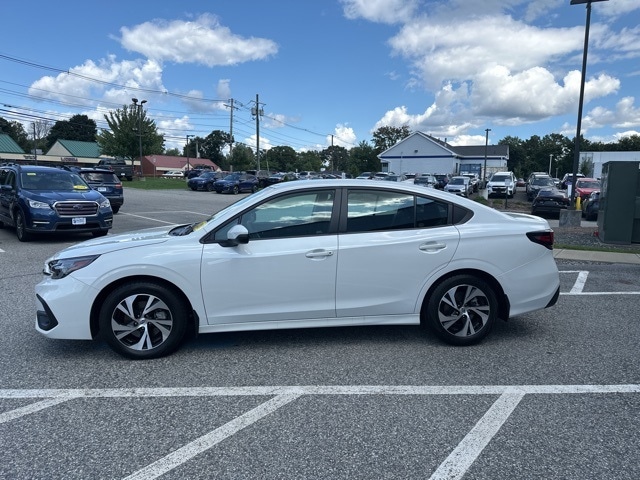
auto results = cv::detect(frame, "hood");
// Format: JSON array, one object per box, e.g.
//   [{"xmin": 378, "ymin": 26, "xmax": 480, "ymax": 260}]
[
  {"xmin": 50, "ymin": 225, "xmax": 175, "ymax": 258},
  {"xmin": 29, "ymin": 189, "xmax": 104, "ymax": 203}
]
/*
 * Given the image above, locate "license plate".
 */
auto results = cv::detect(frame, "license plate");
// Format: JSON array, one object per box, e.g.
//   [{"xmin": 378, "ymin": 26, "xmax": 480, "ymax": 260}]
[
  {"xmin": 72, "ymin": 217, "xmax": 86, "ymax": 225},
  {"xmin": 97, "ymin": 187, "xmax": 107, "ymax": 192}
]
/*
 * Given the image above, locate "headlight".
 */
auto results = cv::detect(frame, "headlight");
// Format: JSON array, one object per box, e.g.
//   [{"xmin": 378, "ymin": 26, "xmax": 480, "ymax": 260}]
[
  {"xmin": 99, "ymin": 198, "xmax": 111, "ymax": 209},
  {"xmin": 28, "ymin": 199, "xmax": 51, "ymax": 209},
  {"xmin": 44, "ymin": 255, "xmax": 100, "ymax": 279}
]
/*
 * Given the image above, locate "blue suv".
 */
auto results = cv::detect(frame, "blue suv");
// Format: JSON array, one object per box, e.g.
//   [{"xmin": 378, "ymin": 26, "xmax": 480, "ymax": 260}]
[{"xmin": 0, "ymin": 164, "xmax": 113, "ymax": 241}]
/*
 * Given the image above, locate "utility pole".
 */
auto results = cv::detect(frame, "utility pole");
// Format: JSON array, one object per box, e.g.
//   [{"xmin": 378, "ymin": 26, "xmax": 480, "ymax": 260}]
[
  {"xmin": 224, "ymin": 98, "xmax": 239, "ymax": 156},
  {"xmin": 483, "ymin": 128, "xmax": 491, "ymax": 188},
  {"xmin": 186, "ymin": 134, "xmax": 194, "ymax": 172},
  {"xmin": 251, "ymin": 94, "xmax": 264, "ymax": 171},
  {"xmin": 132, "ymin": 98, "xmax": 147, "ymax": 178},
  {"xmin": 33, "ymin": 123, "xmax": 38, "ymax": 165}
]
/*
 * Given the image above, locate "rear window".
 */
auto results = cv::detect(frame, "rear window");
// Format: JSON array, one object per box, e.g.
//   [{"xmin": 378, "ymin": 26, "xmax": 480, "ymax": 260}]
[{"xmin": 80, "ymin": 171, "xmax": 120, "ymax": 183}]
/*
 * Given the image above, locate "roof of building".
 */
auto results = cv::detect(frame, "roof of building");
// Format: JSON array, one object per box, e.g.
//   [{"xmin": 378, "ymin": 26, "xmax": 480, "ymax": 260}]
[
  {"xmin": 142, "ymin": 155, "xmax": 219, "ymax": 171},
  {"xmin": 0, "ymin": 133, "xmax": 25, "ymax": 154},
  {"xmin": 48, "ymin": 139, "xmax": 102, "ymax": 158}
]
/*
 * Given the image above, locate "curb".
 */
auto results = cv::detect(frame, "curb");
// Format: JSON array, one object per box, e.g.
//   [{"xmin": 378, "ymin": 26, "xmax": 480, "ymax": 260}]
[{"xmin": 553, "ymin": 248, "xmax": 640, "ymax": 264}]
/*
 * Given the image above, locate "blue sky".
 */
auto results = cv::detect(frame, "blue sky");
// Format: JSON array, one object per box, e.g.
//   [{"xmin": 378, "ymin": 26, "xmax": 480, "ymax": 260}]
[{"xmin": 1, "ymin": 0, "xmax": 639, "ymax": 153}]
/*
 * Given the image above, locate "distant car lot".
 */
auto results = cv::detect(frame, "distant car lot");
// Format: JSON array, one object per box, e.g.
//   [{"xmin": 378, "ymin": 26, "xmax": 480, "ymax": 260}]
[{"xmin": 1, "ymin": 187, "xmax": 639, "ymax": 478}]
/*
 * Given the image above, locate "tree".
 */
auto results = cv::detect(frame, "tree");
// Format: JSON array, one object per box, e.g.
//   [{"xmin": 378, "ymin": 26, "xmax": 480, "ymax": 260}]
[
  {"xmin": 0, "ymin": 116, "xmax": 30, "ymax": 152},
  {"xmin": 195, "ymin": 130, "xmax": 232, "ymax": 167},
  {"xmin": 264, "ymin": 145, "xmax": 297, "ymax": 172},
  {"xmin": 96, "ymin": 105, "xmax": 164, "ymax": 169},
  {"xmin": 322, "ymin": 145, "xmax": 350, "ymax": 172},
  {"xmin": 227, "ymin": 144, "xmax": 255, "ymax": 172},
  {"xmin": 348, "ymin": 141, "xmax": 379, "ymax": 176},
  {"xmin": 30, "ymin": 119, "xmax": 51, "ymax": 154},
  {"xmin": 45, "ymin": 114, "xmax": 97, "ymax": 150},
  {"xmin": 372, "ymin": 125, "xmax": 411, "ymax": 153},
  {"xmin": 295, "ymin": 150, "xmax": 324, "ymax": 172},
  {"xmin": 165, "ymin": 147, "xmax": 180, "ymax": 156}
]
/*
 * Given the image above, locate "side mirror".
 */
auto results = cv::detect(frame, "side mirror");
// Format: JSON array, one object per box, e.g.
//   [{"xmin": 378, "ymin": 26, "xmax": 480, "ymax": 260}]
[{"xmin": 219, "ymin": 224, "xmax": 249, "ymax": 247}]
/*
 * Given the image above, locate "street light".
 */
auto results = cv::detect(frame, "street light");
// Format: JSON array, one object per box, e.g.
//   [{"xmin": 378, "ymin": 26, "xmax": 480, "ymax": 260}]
[
  {"xmin": 131, "ymin": 98, "xmax": 147, "ymax": 177},
  {"xmin": 483, "ymin": 128, "xmax": 491, "ymax": 188},
  {"xmin": 186, "ymin": 134, "xmax": 194, "ymax": 172},
  {"xmin": 568, "ymin": 0, "xmax": 608, "ymax": 209}
]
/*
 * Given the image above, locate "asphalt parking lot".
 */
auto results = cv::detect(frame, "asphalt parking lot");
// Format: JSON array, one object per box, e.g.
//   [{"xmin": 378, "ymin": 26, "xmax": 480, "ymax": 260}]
[{"xmin": 1, "ymin": 187, "xmax": 640, "ymax": 479}]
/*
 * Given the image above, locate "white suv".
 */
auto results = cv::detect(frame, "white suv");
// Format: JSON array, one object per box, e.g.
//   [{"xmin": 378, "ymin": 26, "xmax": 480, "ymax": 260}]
[{"xmin": 486, "ymin": 171, "xmax": 516, "ymax": 198}]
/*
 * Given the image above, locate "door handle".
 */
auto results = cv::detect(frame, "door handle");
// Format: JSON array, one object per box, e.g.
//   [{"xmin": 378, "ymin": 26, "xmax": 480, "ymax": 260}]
[
  {"xmin": 305, "ymin": 249, "xmax": 334, "ymax": 258},
  {"xmin": 419, "ymin": 242, "xmax": 447, "ymax": 252}
]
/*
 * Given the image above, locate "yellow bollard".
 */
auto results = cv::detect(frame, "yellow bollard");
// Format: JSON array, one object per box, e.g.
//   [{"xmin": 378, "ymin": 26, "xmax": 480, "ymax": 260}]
[{"xmin": 575, "ymin": 195, "xmax": 581, "ymax": 210}]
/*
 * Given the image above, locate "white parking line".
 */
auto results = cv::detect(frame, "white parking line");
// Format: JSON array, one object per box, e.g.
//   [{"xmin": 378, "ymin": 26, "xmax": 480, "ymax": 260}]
[
  {"xmin": 559, "ymin": 270, "xmax": 640, "ymax": 295},
  {"xmin": 2, "ymin": 385, "xmax": 640, "ymax": 480},
  {"xmin": 429, "ymin": 392, "xmax": 525, "ymax": 480},
  {"xmin": 123, "ymin": 394, "xmax": 301, "ymax": 480}
]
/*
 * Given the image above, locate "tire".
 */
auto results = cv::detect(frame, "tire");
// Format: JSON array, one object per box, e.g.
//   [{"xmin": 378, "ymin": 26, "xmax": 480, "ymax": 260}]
[
  {"xmin": 232, "ymin": 185, "xmax": 239, "ymax": 195},
  {"xmin": 207, "ymin": 183, "xmax": 214, "ymax": 192},
  {"xmin": 112, "ymin": 206, "xmax": 120, "ymax": 214},
  {"xmin": 15, "ymin": 210, "xmax": 32, "ymax": 242},
  {"xmin": 251, "ymin": 185, "xmax": 258, "ymax": 193},
  {"xmin": 92, "ymin": 229, "xmax": 109, "ymax": 238},
  {"xmin": 425, "ymin": 275, "xmax": 497, "ymax": 346},
  {"xmin": 99, "ymin": 282, "xmax": 188, "ymax": 359}
]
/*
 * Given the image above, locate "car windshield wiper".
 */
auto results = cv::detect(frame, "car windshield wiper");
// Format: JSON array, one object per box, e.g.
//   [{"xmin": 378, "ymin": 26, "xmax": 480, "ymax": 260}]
[{"xmin": 169, "ymin": 224, "xmax": 194, "ymax": 236}]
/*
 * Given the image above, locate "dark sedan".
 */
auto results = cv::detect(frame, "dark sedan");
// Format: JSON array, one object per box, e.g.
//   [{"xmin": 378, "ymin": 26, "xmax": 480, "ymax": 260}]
[
  {"xmin": 78, "ymin": 168, "xmax": 124, "ymax": 214},
  {"xmin": 527, "ymin": 177, "xmax": 556, "ymax": 201},
  {"xmin": 213, "ymin": 173, "xmax": 259, "ymax": 194},
  {"xmin": 265, "ymin": 173, "xmax": 298, "ymax": 186},
  {"xmin": 531, "ymin": 187, "xmax": 570, "ymax": 216},
  {"xmin": 187, "ymin": 171, "xmax": 226, "ymax": 191},
  {"xmin": 581, "ymin": 191, "xmax": 600, "ymax": 221}
]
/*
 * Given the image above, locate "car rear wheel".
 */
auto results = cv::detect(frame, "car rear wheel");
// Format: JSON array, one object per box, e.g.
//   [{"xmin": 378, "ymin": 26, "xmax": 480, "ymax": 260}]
[
  {"xmin": 99, "ymin": 282, "xmax": 188, "ymax": 359},
  {"xmin": 112, "ymin": 206, "xmax": 120, "ymax": 214},
  {"xmin": 15, "ymin": 210, "xmax": 32, "ymax": 242},
  {"xmin": 232, "ymin": 185, "xmax": 239, "ymax": 194},
  {"xmin": 425, "ymin": 275, "xmax": 497, "ymax": 346},
  {"xmin": 207, "ymin": 183, "xmax": 214, "ymax": 192}
]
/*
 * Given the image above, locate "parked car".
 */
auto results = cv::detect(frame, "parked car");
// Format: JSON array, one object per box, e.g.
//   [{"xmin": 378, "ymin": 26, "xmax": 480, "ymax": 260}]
[
  {"xmin": 574, "ymin": 178, "xmax": 601, "ymax": 202},
  {"xmin": 35, "ymin": 179, "xmax": 560, "ymax": 359},
  {"xmin": 187, "ymin": 171, "xmax": 226, "ymax": 191},
  {"xmin": 96, "ymin": 158, "xmax": 133, "ymax": 181},
  {"xmin": 265, "ymin": 172, "xmax": 298, "ymax": 186},
  {"xmin": 560, "ymin": 172, "xmax": 585, "ymax": 190},
  {"xmin": 78, "ymin": 168, "xmax": 124, "ymax": 214},
  {"xmin": 162, "ymin": 170, "xmax": 184, "ymax": 179},
  {"xmin": 373, "ymin": 172, "xmax": 394, "ymax": 180},
  {"xmin": 213, "ymin": 173, "xmax": 259, "ymax": 194},
  {"xmin": 0, "ymin": 164, "xmax": 112, "ymax": 241},
  {"xmin": 486, "ymin": 171, "xmax": 516, "ymax": 198},
  {"xmin": 581, "ymin": 190, "xmax": 600, "ymax": 221},
  {"xmin": 527, "ymin": 176, "xmax": 556, "ymax": 201},
  {"xmin": 297, "ymin": 171, "xmax": 317, "ymax": 180},
  {"xmin": 516, "ymin": 178, "xmax": 526, "ymax": 187},
  {"xmin": 460, "ymin": 173, "xmax": 479, "ymax": 192},
  {"xmin": 185, "ymin": 166, "xmax": 213, "ymax": 179},
  {"xmin": 382, "ymin": 174, "xmax": 407, "ymax": 182},
  {"xmin": 531, "ymin": 187, "xmax": 571, "ymax": 216},
  {"xmin": 356, "ymin": 172, "xmax": 374, "ymax": 180},
  {"xmin": 413, "ymin": 174, "xmax": 437, "ymax": 188},
  {"xmin": 433, "ymin": 174, "xmax": 452, "ymax": 190},
  {"xmin": 444, "ymin": 176, "xmax": 472, "ymax": 197},
  {"xmin": 526, "ymin": 172, "xmax": 551, "ymax": 198}
]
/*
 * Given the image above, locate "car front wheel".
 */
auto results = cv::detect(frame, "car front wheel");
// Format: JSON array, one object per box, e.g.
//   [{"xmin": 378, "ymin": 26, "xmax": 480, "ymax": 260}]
[
  {"xmin": 99, "ymin": 282, "xmax": 189, "ymax": 359},
  {"xmin": 15, "ymin": 210, "xmax": 31, "ymax": 242},
  {"xmin": 232, "ymin": 185, "xmax": 239, "ymax": 194},
  {"xmin": 425, "ymin": 275, "xmax": 497, "ymax": 346}
]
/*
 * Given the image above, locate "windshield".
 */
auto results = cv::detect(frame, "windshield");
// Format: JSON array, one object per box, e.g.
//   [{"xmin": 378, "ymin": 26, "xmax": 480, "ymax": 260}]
[
  {"xmin": 491, "ymin": 175, "xmax": 510, "ymax": 182},
  {"xmin": 450, "ymin": 178, "xmax": 465, "ymax": 185},
  {"xmin": 223, "ymin": 174, "xmax": 241, "ymax": 181},
  {"xmin": 577, "ymin": 180, "xmax": 600, "ymax": 189},
  {"xmin": 21, "ymin": 171, "xmax": 90, "ymax": 191},
  {"xmin": 533, "ymin": 178, "xmax": 554, "ymax": 186}
]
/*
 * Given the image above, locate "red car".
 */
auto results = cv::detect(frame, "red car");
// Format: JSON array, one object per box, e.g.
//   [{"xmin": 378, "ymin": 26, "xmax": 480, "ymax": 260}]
[{"xmin": 574, "ymin": 178, "xmax": 601, "ymax": 202}]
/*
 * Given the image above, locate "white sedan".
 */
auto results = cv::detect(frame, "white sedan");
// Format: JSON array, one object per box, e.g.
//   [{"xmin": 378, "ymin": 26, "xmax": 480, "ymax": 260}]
[
  {"xmin": 35, "ymin": 180, "xmax": 560, "ymax": 359},
  {"xmin": 161, "ymin": 170, "xmax": 184, "ymax": 178}
]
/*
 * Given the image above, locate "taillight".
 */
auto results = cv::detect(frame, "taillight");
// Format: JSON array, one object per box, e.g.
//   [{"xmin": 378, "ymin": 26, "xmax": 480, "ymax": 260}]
[{"xmin": 527, "ymin": 230, "xmax": 554, "ymax": 250}]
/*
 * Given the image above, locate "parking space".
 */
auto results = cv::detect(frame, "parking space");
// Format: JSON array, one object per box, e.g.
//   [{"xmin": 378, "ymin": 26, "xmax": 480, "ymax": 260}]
[{"xmin": 1, "ymin": 188, "xmax": 639, "ymax": 479}]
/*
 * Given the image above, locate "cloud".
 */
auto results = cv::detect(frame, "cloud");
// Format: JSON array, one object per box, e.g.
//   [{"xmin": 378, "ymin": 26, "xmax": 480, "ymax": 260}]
[
  {"xmin": 119, "ymin": 13, "xmax": 278, "ymax": 66},
  {"xmin": 29, "ymin": 56, "xmax": 165, "ymax": 107},
  {"xmin": 329, "ymin": 124, "xmax": 357, "ymax": 147},
  {"xmin": 341, "ymin": 0, "xmax": 418, "ymax": 24}
]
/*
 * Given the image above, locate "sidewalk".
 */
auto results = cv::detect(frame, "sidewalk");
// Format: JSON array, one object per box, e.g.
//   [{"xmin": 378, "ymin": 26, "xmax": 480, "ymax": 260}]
[
  {"xmin": 547, "ymin": 219, "xmax": 640, "ymax": 264},
  {"xmin": 553, "ymin": 248, "xmax": 640, "ymax": 264}
]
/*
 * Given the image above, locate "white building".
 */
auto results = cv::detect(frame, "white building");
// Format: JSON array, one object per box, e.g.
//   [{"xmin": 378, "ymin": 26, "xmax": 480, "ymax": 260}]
[
  {"xmin": 378, "ymin": 132, "xmax": 509, "ymax": 180},
  {"xmin": 579, "ymin": 151, "xmax": 640, "ymax": 179}
]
